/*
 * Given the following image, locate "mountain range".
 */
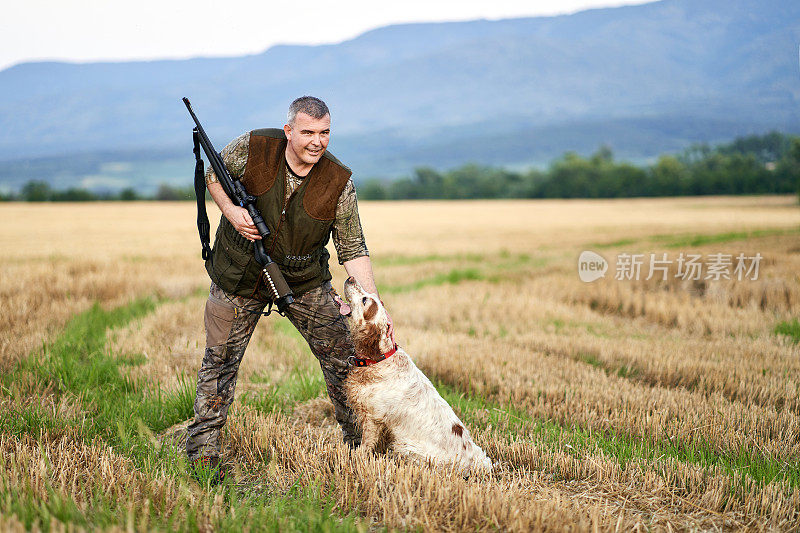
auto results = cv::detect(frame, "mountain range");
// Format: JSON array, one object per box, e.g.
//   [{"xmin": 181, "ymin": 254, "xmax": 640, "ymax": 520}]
[{"xmin": 1, "ymin": 0, "xmax": 799, "ymax": 192}]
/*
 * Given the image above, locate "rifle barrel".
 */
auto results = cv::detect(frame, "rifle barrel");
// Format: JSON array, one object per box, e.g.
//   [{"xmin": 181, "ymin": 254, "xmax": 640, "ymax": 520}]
[{"xmin": 183, "ymin": 98, "xmax": 237, "ymax": 203}]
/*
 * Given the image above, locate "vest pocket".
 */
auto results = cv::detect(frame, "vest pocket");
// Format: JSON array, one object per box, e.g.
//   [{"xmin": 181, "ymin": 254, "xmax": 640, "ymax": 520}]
[
  {"xmin": 208, "ymin": 220, "xmax": 255, "ymax": 293},
  {"xmin": 222, "ymin": 220, "xmax": 254, "ymax": 265},
  {"xmin": 224, "ymin": 241, "xmax": 252, "ymax": 267},
  {"xmin": 209, "ymin": 249, "xmax": 232, "ymax": 282}
]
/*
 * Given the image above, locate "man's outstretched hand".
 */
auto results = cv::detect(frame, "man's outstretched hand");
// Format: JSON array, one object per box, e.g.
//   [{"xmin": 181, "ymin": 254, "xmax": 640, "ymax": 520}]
[{"xmin": 224, "ymin": 205, "xmax": 261, "ymax": 241}]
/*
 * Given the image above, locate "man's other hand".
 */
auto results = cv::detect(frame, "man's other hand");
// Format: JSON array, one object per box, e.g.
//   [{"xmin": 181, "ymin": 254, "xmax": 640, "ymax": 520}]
[{"xmin": 223, "ymin": 205, "xmax": 261, "ymax": 241}]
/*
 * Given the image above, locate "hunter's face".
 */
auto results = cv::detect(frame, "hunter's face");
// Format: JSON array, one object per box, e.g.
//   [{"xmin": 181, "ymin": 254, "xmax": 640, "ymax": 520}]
[{"xmin": 284, "ymin": 112, "xmax": 330, "ymax": 167}]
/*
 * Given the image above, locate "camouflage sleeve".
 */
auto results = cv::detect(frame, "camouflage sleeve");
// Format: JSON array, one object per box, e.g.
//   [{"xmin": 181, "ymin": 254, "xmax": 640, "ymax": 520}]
[
  {"xmin": 332, "ymin": 178, "xmax": 369, "ymax": 264},
  {"xmin": 204, "ymin": 132, "xmax": 250, "ymax": 185}
]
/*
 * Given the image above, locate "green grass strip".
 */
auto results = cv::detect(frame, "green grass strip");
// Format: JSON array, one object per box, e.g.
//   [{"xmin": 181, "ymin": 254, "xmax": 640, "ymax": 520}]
[
  {"xmin": 214, "ymin": 482, "xmax": 369, "ymax": 533},
  {"xmin": 2, "ymin": 470, "xmax": 366, "ymax": 532},
  {"xmin": 774, "ymin": 319, "xmax": 800, "ymax": 344},
  {"xmin": 384, "ymin": 268, "xmax": 488, "ymax": 294},
  {"xmin": 655, "ymin": 228, "xmax": 799, "ymax": 248},
  {"xmin": 0, "ymin": 402, "xmax": 74, "ymax": 438},
  {"xmin": 2, "ymin": 298, "xmax": 194, "ymax": 456},
  {"xmin": 589, "ymin": 237, "xmax": 638, "ymax": 249},
  {"xmin": 376, "ymin": 252, "xmax": 543, "ymax": 295},
  {"xmin": 374, "ymin": 251, "xmax": 487, "ymax": 267},
  {"xmin": 242, "ymin": 317, "xmax": 327, "ymax": 414},
  {"xmin": 591, "ymin": 227, "xmax": 799, "ymax": 250},
  {"xmin": 242, "ymin": 368, "xmax": 327, "ymax": 414}
]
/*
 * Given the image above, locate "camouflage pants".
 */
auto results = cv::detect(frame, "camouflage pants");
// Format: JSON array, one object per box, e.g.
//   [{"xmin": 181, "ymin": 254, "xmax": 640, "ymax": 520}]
[{"xmin": 186, "ymin": 281, "xmax": 359, "ymax": 460}]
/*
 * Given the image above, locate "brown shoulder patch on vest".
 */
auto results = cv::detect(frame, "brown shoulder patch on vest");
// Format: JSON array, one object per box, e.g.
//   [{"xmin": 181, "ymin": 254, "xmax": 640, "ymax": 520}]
[
  {"xmin": 242, "ymin": 132, "xmax": 285, "ymax": 196},
  {"xmin": 304, "ymin": 154, "xmax": 352, "ymax": 221}
]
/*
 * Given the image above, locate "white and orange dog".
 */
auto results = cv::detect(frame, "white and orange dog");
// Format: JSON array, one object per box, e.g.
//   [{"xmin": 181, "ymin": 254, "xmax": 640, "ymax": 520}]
[{"xmin": 339, "ymin": 276, "xmax": 492, "ymax": 472}]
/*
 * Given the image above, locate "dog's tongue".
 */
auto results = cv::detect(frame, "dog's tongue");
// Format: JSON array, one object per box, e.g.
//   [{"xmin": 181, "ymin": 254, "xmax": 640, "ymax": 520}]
[{"xmin": 332, "ymin": 293, "xmax": 351, "ymax": 315}]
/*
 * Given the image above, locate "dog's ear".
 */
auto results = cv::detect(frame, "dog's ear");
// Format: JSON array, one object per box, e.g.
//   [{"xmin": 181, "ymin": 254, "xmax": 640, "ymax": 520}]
[
  {"xmin": 363, "ymin": 299, "xmax": 379, "ymax": 322},
  {"xmin": 353, "ymin": 322, "xmax": 383, "ymax": 359}
]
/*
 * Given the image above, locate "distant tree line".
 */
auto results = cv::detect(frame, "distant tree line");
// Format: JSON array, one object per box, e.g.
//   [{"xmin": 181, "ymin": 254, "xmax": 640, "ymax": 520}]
[
  {"xmin": 358, "ymin": 132, "xmax": 800, "ymax": 200},
  {"xmin": 0, "ymin": 182, "xmax": 198, "ymax": 202},
  {"xmin": 2, "ymin": 132, "xmax": 799, "ymax": 202}
]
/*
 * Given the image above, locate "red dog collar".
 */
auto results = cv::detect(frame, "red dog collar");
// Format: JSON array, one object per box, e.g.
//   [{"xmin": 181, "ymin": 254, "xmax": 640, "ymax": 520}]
[{"xmin": 350, "ymin": 344, "xmax": 398, "ymax": 367}]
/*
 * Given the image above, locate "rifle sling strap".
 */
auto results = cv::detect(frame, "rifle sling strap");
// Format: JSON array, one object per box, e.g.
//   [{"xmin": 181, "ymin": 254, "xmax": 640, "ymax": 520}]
[{"xmin": 193, "ymin": 128, "xmax": 213, "ymax": 261}]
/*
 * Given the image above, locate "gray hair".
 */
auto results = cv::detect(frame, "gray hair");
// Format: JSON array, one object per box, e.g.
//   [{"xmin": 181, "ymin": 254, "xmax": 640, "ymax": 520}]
[{"xmin": 287, "ymin": 96, "xmax": 330, "ymax": 125}]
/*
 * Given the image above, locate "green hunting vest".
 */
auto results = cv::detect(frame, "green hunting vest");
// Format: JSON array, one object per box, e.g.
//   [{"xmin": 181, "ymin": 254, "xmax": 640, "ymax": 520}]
[{"xmin": 205, "ymin": 128, "xmax": 352, "ymax": 299}]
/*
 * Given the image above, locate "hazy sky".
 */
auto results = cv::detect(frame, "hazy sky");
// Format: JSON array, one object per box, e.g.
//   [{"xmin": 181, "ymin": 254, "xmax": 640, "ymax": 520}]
[{"xmin": 1, "ymin": 0, "xmax": 652, "ymax": 72}]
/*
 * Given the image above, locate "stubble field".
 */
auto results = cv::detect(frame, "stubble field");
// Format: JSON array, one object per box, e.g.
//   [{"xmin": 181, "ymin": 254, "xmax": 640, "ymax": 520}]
[{"xmin": 1, "ymin": 195, "xmax": 799, "ymax": 531}]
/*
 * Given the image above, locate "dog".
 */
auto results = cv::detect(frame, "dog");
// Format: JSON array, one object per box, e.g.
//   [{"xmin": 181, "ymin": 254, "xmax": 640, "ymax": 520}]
[{"xmin": 339, "ymin": 276, "xmax": 492, "ymax": 472}]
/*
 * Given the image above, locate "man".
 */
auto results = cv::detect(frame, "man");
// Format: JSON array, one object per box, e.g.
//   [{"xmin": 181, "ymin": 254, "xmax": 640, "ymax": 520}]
[{"xmin": 186, "ymin": 96, "xmax": 387, "ymax": 481}]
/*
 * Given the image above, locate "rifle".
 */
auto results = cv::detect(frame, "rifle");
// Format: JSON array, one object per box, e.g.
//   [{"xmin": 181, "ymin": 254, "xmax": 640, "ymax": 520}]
[{"xmin": 183, "ymin": 97, "xmax": 294, "ymax": 315}]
